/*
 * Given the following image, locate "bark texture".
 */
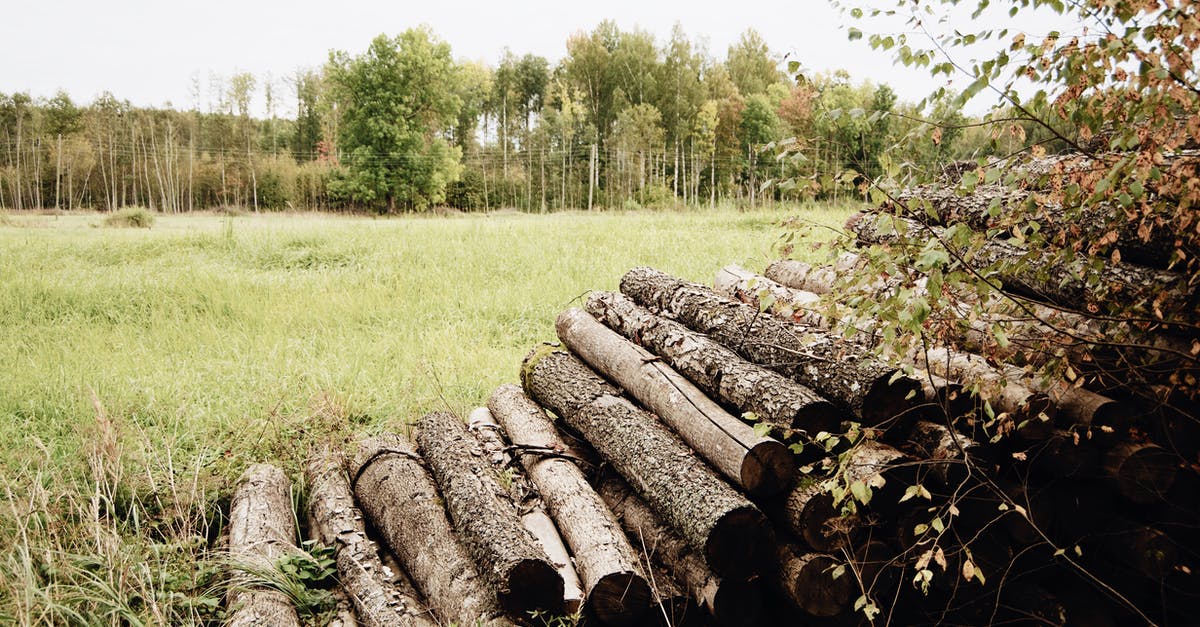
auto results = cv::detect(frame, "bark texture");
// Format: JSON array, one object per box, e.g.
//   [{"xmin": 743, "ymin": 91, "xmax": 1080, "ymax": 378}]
[
  {"xmin": 521, "ymin": 346, "xmax": 775, "ymax": 579},
  {"xmin": 595, "ymin": 473, "xmax": 764, "ymax": 627},
  {"xmin": 488, "ymin": 384, "xmax": 651, "ymax": 627},
  {"xmin": 907, "ymin": 420, "xmax": 995, "ymax": 486},
  {"xmin": 776, "ymin": 440, "xmax": 911, "ymax": 551},
  {"xmin": 304, "ymin": 448, "xmax": 435, "ymax": 627},
  {"xmin": 557, "ymin": 307, "xmax": 793, "ymax": 496},
  {"xmin": 714, "ymin": 264, "xmax": 825, "ymax": 328},
  {"xmin": 415, "ymin": 411, "xmax": 564, "ymax": 617},
  {"xmin": 226, "ymin": 463, "xmax": 302, "ymax": 627},
  {"xmin": 586, "ymin": 290, "xmax": 839, "ymax": 434},
  {"xmin": 891, "ymin": 184, "xmax": 1179, "ymax": 270},
  {"xmin": 850, "ymin": 212, "xmax": 1190, "ymax": 316},
  {"xmin": 467, "ymin": 406, "xmax": 587, "ymax": 614},
  {"xmin": 348, "ymin": 434, "xmax": 510, "ymax": 627},
  {"xmin": 618, "ymin": 266, "xmax": 920, "ymax": 429},
  {"xmin": 915, "ymin": 346, "xmax": 1055, "ymax": 440}
]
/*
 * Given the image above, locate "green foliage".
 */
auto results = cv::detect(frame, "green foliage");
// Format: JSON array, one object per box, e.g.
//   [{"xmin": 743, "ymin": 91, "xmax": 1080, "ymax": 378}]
[
  {"xmin": 104, "ymin": 206, "xmax": 156, "ymax": 228},
  {"xmin": 326, "ymin": 29, "xmax": 464, "ymax": 211}
]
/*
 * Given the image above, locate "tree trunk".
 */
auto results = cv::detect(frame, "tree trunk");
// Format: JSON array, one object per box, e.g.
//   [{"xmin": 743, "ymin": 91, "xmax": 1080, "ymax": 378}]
[
  {"xmin": 914, "ymin": 346, "xmax": 1055, "ymax": 440},
  {"xmin": 348, "ymin": 434, "xmax": 510, "ymax": 627},
  {"xmin": 466, "ymin": 406, "xmax": 586, "ymax": 616},
  {"xmin": 414, "ymin": 411, "xmax": 564, "ymax": 617},
  {"xmin": 763, "ymin": 256, "xmax": 860, "ymax": 295},
  {"xmin": 556, "ymin": 308, "xmax": 794, "ymax": 496},
  {"xmin": 1102, "ymin": 442, "xmax": 1178, "ymax": 504},
  {"xmin": 906, "ymin": 420, "xmax": 996, "ymax": 487},
  {"xmin": 521, "ymin": 346, "xmax": 775, "ymax": 579},
  {"xmin": 487, "ymin": 384, "xmax": 651, "ymax": 626},
  {"xmin": 304, "ymin": 448, "xmax": 435, "ymax": 627},
  {"xmin": 595, "ymin": 473, "xmax": 763, "ymax": 627},
  {"xmin": 585, "ymin": 291, "xmax": 839, "ymax": 434},
  {"xmin": 894, "ymin": 183, "xmax": 1183, "ymax": 270},
  {"xmin": 775, "ymin": 544, "xmax": 852, "ymax": 618},
  {"xmin": 618, "ymin": 266, "xmax": 920, "ymax": 429},
  {"xmin": 773, "ymin": 439, "xmax": 911, "ymax": 552},
  {"xmin": 713, "ymin": 264, "xmax": 827, "ymax": 328},
  {"xmin": 226, "ymin": 464, "xmax": 301, "ymax": 627},
  {"xmin": 850, "ymin": 212, "xmax": 1190, "ymax": 317}
]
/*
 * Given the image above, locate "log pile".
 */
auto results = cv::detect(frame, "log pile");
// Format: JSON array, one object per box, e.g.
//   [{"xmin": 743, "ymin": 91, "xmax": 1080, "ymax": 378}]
[{"xmin": 215, "ymin": 167, "xmax": 1197, "ymax": 626}]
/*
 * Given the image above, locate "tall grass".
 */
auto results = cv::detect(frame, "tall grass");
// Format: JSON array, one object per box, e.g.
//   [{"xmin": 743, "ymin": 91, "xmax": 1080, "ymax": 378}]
[{"xmin": 0, "ymin": 204, "xmax": 856, "ymax": 623}]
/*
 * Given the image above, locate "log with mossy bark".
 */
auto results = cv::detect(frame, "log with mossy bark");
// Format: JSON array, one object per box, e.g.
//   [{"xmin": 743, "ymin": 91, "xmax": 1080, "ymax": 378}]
[
  {"xmin": 585, "ymin": 290, "xmax": 840, "ymax": 434},
  {"xmin": 521, "ymin": 345, "xmax": 775, "ymax": 580},
  {"xmin": 304, "ymin": 448, "xmax": 436, "ymax": 627},
  {"xmin": 487, "ymin": 385, "xmax": 651, "ymax": 626},
  {"xmin": 849, "ymin": 212, "xmax": 1191, "ymax": 318},
  {"xmin": 618, "ymin": 266, "xmax": 920, "ymax": 430},
  {"xmin": 348, "ymin": 434, "xmax": 511, "ymax": 627},
  {"xmin": 594, "ymin": 472, "xmax": 764, "ymax": 627},
  {"xmin": 414, "ymin": 411, "xmax": 565, "ymax": 618},
  {"xmin": 556, "ymin": 307, "xmax": 794, "ymax": 496},
  {"xmin": 226, "ymin": 463, "xmax": 302, "ymax": 627}
]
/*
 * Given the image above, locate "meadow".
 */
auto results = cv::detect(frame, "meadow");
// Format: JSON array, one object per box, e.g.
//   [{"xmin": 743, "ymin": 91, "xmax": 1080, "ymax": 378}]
[{"xmin": 0, "ymin": 205, "xmax": 853, "ymax": 624}]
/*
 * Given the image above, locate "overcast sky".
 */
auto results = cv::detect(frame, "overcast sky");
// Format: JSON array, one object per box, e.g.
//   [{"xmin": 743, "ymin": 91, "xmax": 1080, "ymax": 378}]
[{"xmin": 1, "ymin": 0, "xmax": 1083, "ymax": 115}]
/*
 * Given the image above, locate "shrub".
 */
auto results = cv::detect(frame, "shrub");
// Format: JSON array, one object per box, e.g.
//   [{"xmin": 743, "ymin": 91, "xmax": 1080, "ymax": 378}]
[{"xmin": 104, "ymin": 207, "xmax": 156, "ymax": 229}]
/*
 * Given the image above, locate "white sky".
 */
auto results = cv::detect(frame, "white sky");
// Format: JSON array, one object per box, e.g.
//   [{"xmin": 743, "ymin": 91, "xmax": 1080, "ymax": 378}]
[{"xmin": 1, "ymin": 0, "xmax": 1085, "ymax": 116}]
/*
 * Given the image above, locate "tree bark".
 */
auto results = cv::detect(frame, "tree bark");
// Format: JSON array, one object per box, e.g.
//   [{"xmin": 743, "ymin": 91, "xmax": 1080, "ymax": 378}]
[
  {"xmin": 348, "ymin": 434, "xmax": 510, "ymax": 627},
  {"xmin": 775, "ymin": 544, "xmax": 852, "ymax": 618},
  {"xmin": 585, "ymin": 291, "xmax": 839, "ymax": 434},
  {"xmin": 595, "ymin": 473, "xmax": 763, "ymax": 627},
  {"xmin": 556, "ymin": 308, "xmax": 794, "ymax": 496},
  {"xmin": 906, "ymin": 420, "xmax": 996, "ymax": 487},
  {"xmin": 521, "ymin": 346, "xmax": 774, "ymax": 579},
  {"xmin": 714, "ymin": 264, "xmax": 826, "ymax": 328},
  {"xmin": 304, "ymin": 448, "xmax": 435, "ymax": 627},
  {"xmin": 618, "ymin": 266, "xmax": 920, "ymax": 430},
  {"xmin": 850, "ymin": 212, "xmax": 1190, "ymax": 317},
  {"xmin": 466, "ymin": 406, "xmax": 586, "ymax": 615},
  {"xmin": 914, "ymin": 346, "xmax": 1055, "ymax": 440},
  {"xmin": 414, "ymin": 411, "xmax": 564, "ymax": 617},
  {"xmin": 890, "ymin": 183, "xmax": 1181, "ymax": 270},
  {"xmin": 487, "ymin": 385, "xmax": 652, "ymax": 626},
  {"xmin": 774, "ymin": 439, "xmax": 911, "ymax": 552},
  {"xmin": 640, "ymin": 562, "xmax": 703, "ymax": 627},
  {"xmin": 226, "ymin": 464, "xmax": 301, "ymax": 627}
]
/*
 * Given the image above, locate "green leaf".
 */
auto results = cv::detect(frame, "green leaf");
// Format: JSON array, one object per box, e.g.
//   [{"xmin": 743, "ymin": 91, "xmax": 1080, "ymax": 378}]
[{"xmin": 848, "ymin": 27, "xmax": 863, "ymax": 41}]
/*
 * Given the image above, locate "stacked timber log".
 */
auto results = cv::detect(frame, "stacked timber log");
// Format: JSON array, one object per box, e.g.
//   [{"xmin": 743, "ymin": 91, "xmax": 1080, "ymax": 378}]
[{"xmin": 215, "ymin": 157, "xmax": 1197, "ymax": 626}]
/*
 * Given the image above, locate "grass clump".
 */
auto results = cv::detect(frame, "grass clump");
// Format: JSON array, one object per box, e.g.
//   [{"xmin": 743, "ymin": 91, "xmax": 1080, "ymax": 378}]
[{"xmin": 104, "ymin": 207, "xmax": 156, "ymax": 229}]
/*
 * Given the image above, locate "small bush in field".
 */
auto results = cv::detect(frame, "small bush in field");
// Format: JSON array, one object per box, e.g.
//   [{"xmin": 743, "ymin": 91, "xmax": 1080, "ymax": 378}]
[{"xmin": 105, "ymin": 206, "xmax": 156, "ymax": 228}]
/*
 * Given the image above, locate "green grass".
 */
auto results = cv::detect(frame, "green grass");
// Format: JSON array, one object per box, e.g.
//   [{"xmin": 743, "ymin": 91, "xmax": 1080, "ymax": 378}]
[{"xmin": 0, "ymin": 204, "xmax": 854, "ymax": 624}]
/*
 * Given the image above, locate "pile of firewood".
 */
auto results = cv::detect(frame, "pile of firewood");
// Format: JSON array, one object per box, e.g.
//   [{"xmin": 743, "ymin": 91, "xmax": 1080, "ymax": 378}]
[{"xmin": 221, "ymin": 176, "xmax": 1198, "ymax": 626}]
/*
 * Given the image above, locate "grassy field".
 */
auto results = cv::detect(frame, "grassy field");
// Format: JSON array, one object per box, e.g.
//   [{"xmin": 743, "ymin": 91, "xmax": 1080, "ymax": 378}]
[{"xmin": 0, "ymin": 205, "xmax": 853, "ymax": 624}]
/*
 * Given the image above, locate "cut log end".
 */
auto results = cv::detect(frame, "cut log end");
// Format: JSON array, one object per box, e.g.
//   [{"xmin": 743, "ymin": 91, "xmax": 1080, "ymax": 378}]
[
  {"xmin": 587, "ymin": 571, "xmax": 653, "ymax": 627},
  {"xmin": 710, "ymin": 579, "xmax": 764, "ymax": 627},
  {"xmin": 500, "ymin": 559, "xmax": 566, "ymax": 617},
  {"xmin": 741, "ymin": 441, "xmax": 795, "ymax": 497},
  {"xmin": 790, "ymin": 400, "xmax": 842, "ymax": 435},
  {"xmin": 864, "ymin": 374, "xmax": 922, "ymax": 430},
  {"xmin": 705, "ymin": 506, "xmax": 775, "ymax": 580},
  {"xmin": 779, "ymin": 551, "xmax": 853, "ymax": 618}
]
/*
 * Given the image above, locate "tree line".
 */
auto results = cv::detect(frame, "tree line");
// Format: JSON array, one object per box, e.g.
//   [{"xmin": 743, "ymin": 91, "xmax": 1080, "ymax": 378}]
[{"xmin": 0, "ymin": 22, "xmax": 1022, "ymax": 213}]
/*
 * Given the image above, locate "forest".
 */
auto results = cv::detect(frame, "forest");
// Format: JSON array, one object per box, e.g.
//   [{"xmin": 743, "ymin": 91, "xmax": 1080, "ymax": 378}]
[{"xmin": 0, "ymin": 23, "xmax": 1037, "ymax": 214}]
